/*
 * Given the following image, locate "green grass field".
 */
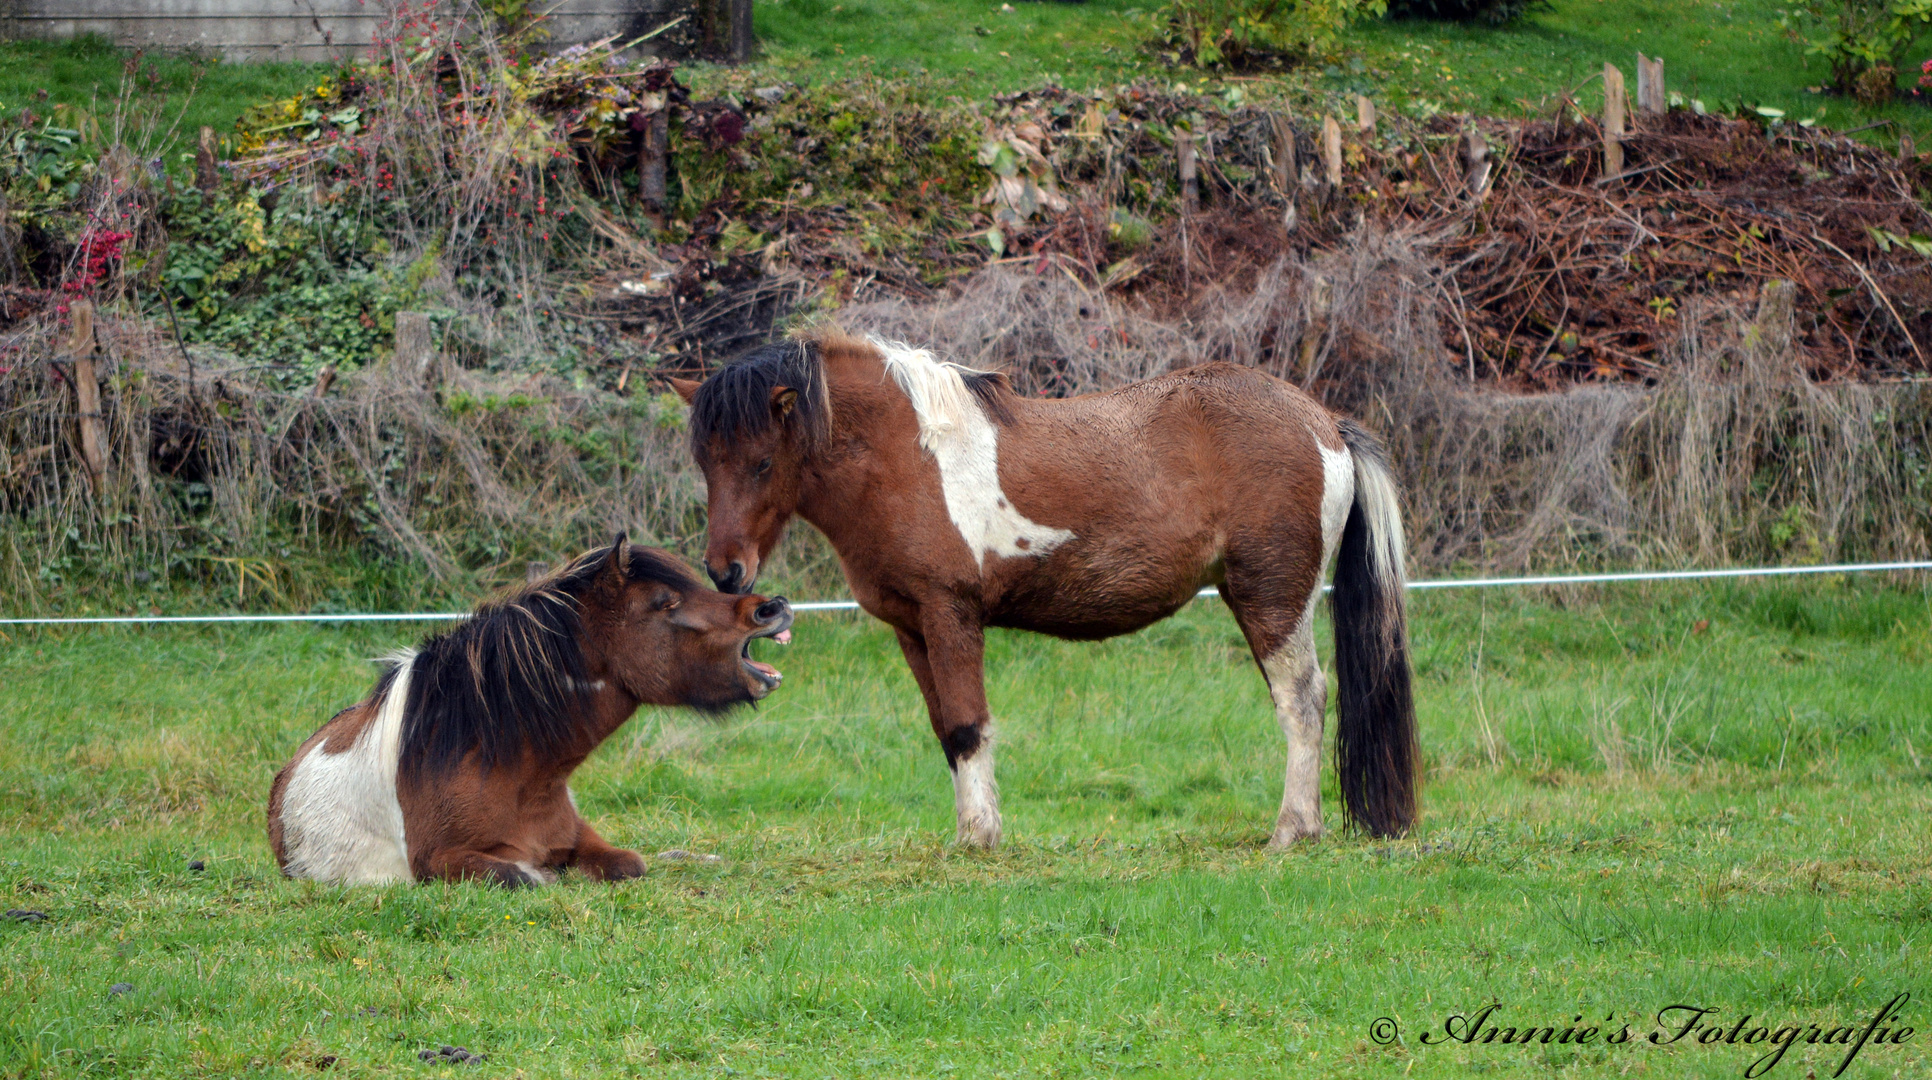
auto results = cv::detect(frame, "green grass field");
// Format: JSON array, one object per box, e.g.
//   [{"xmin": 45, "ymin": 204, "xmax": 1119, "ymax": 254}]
[
  {"xmin": 0, "ymin": 37, "xmax": 323, "ymax": 161},
  {"xmin": 3, "ymin": 578, "xmax": 1929, "ymax": 1078},
  {"xmin": 7, "ymin": 0, "xmax": 1928, "ymax": 166},
  {"xmin": 750, "ymin": 0, "xmax": 1932, "ymax": 140}
]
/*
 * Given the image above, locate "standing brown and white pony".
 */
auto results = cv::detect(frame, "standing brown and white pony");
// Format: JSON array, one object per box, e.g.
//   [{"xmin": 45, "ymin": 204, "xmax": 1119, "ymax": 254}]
[
  {"xmin": 671, "ymin": 332, "xmax": 1417, "ymax": 849},
  {"xmin": 266, "ymin": 537, "xmax": 793, "ymax": 886}
]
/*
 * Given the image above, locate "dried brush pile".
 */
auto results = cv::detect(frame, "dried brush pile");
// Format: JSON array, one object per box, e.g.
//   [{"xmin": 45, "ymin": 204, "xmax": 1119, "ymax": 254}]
[
  {"xmin": 845, "ymin": 233, "xmax": 1932, "ymax": 570},
  {"xmin": 0, "ymin": 312, "xmax": 727, "ymax": 611},
  {"xmin": 5, "ymin": 28, "xmax": 1932, "ymax": 611},
  {"xmin": 1436, "ymin": 110, "xmax": 1932, "ymax": 386},
  {"xmin": 959, "ymin": 86, "xmax": 1932, "ymax": 387}
]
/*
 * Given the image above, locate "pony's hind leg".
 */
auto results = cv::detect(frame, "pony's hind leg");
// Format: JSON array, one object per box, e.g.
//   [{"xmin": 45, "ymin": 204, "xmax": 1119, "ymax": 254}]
[
  {"xmin": 1261, "ymin": 593, "xmax": 1327, "ymax": 846},
  {"xmin": 1222, "ymin": 573, "xmax": 1330, "ymax": 848}
]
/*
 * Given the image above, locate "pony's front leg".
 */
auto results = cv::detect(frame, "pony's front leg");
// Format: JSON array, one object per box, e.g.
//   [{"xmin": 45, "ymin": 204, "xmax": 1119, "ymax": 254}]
[
  {"xmin": 570, "ymin": 822, "xmax": 647, "ymax": 882},
  {"xmin": 903, "ymin": 620, "xmax": 1001, "ymax": 849},
  {"xmin": 421, "ymin": 848, "xmax": 550, "ymax": 888}
]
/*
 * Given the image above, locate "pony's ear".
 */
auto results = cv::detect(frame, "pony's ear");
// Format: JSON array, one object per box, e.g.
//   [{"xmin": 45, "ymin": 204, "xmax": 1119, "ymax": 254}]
[
  {"xmin": 601, "ymin": 533, "xmax": 631, "ymax": 589},
  {"xmin": 668, "ymin": 377, "xmax": 702, "ymax": 405},
  {"xmin": 770, "ymin": 385, "xmax": 799, "ymax": 418}
]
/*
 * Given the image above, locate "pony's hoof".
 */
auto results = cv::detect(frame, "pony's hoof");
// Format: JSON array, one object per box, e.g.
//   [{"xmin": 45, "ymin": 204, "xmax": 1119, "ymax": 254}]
[
  {"xmin": 1267, "ymin": 828, "xmax": 1322, "ymax": 850},
  {"xmin": 592, "ymin": 850, "xmax": 648, "ymax": 881},
  {"xmin": 490, "ymin": 864, "xmax": 532, "ymax": 888},
  {"xmin": 954, "ymin": 822, "xmax": 1002, "ymax": 850}
]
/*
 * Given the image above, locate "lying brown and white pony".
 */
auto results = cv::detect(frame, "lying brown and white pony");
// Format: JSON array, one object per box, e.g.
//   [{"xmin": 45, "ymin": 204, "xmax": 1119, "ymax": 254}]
[
  {"xmin": 266, "ymin": 537, "xmax": 792, "ymax": 886},
  {"xmin": 671, "ymin": 332, "xmax": 1417, "ymax": 848}
]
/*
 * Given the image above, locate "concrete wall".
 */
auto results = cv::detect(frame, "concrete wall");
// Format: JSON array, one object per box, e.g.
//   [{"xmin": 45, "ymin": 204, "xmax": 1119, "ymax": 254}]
[{"xmin": 0, "ymin": 0, "xmax": 694, "ymax": 62}]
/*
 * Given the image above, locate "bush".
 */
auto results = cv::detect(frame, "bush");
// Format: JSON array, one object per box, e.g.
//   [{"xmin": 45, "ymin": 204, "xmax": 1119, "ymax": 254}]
[
  {"xmin": 155, "ymin": 187, "xmax": 414, "ymax": 380},
  {"xmin": 1779, "ymin": 0, "xmax": 1932, "ymax": 95},
  {"xmin": 1384, "ymin": 0, "xmax": 1547, "ymax": 23},
  {"xmin": 1147, "ymin": 0, "xmax": 1387, "ymax": 69}
]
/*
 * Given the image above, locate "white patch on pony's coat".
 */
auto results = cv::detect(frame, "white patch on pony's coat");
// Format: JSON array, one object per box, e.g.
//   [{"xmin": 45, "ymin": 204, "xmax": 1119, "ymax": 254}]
[
  {"xmin": 951, "ymin": 735, "xmax": 1001, "ymax": 848},
  {"xmin": 872, "ymin": 336, "xmax": 1074, "ymax": 569},
  {"xmin": 279, "ymin": 650, "xmax": 416, "ymax": 884},
  {"xmin": 1316, "ymin": 437, "xmax": 1353, "ymax": 566}
]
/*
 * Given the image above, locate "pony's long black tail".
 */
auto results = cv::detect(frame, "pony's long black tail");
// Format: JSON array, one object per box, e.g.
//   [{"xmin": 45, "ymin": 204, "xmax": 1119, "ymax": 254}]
[{"xmin": 1331, "ymin": 419, "xmax": 1419, "ymax": 837}]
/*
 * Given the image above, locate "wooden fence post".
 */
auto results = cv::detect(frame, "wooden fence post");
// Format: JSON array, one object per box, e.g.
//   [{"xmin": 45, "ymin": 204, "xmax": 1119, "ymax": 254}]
[
  {"xmin": 67, "ymin": 300, "xmax": 109, "ymax": 488},
  {"xmin": 1270, "ymin": 113, "xmax": 1297, "ymax": 192},
  {"xmin": 1271, "ymin": 113, "xmax": 1299, "ymax": 231},
  {"xmin": 1463, "ymin": 128, "xmax": 1491, "ymax": 200},
  {"xmin": 727, "ymin": 0, "xmax": 753, "ymax": 64},
  {"xmin": 1746, "ymin": 279, "xmax": 1798, "ymax": 380},
  {"xmin": 195, "ymin": 127, "xmax": 219, "ymax": 192},
  {"xmin": 394, "ymin": 311, "xmax": 435, "ymax": 386},
  {"xmin": 1636, "ymin": 54, "xmax": 1665, "ymax": 116},
  {"xmin": 1177, "ymin": 132, "xmax": 1198, "ymax": 216},
  {"xmin": 1602, "ymin": 62, "xmax": 1626, "ymax": 181},
  {"xmin": 1297, "ymin": 275, "xmax": 1332, "ymax": 385},
  {"xmin": 638, "ymin": 108, "xmax": 669, "ymax": 226},
  {"xmin": 1322, "ymin": 115, "xmax": 1343, "ymax": 187}
]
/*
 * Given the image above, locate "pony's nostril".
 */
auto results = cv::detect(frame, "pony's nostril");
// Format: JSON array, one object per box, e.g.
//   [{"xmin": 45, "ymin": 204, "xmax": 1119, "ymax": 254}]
[
  {"xmin": 755, "ymin": 597, "xmax": 788, "ymax": 622},
  {"xmin": 708, "ymin": 561, "xmax": 747, "ymax": 593}
]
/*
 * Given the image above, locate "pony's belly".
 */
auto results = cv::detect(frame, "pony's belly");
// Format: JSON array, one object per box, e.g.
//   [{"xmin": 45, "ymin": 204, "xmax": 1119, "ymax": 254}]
[
  {"xmin": 989, "ymin": 567, "xmax": 1206, "ymax": 640},
  {"xmin": 279, "ymin": 665, "xmax": 415, "ymax": 885}
]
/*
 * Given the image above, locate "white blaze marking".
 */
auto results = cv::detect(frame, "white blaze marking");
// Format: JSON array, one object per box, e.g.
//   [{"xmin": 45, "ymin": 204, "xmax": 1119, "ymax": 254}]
[
  {"xmin": 951, "ymin": 736, "xmax": 1002, "ymax": 848},
  {"xmin": 280, "ymin": 651, "xmax": 416, "ymax": 885},
  {"xmin": 873, "ymin": 336, "xmax": 1074, "ymax": 569}
]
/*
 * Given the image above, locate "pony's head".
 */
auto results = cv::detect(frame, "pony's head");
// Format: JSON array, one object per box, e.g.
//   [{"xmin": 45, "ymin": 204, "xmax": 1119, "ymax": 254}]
[
  {"xmin": 573, "ymin": 536, "xmax": 794, "ymax": 709},
  {"xmin": 672, "ymin": 339, "xmax": 830, "ymax": 593},
  {"xmin": 401, "ymin": 536, "xmax": 791, "ymax": 780}
]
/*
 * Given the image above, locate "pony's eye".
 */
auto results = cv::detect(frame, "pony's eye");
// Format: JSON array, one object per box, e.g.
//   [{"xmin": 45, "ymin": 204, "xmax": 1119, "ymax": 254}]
[{"xmin": 755, "ymin": 457, "xmax": 773, "ymax": 477}]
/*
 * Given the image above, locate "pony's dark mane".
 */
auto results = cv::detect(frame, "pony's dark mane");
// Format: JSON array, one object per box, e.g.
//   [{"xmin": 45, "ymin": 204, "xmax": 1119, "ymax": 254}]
[
  {"xmin": 688, "ymin": 339, "xmax": 832, "ymax": 456},
  {"xmin": 397, "ymin": 543, "xmax": 699, "ymax": 779},
  {"xmin": 689, "ymin": 335, "xmax": 1012, "ymax": 456}
]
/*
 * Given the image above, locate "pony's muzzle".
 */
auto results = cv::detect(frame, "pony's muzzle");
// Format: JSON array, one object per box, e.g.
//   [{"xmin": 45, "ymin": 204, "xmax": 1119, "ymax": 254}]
[
  {"xmin": 740, "ymin": 596, "xmax": 792, "ymax": 692},
  {"xmin": 749, "ymin": 596, "xmax": 793, "ymax": 645},
  {"xmin": 754, "ymin": 597, "xmax": 791, "ymax": 627},
  {"xmin": 709, "ymin": 559, "xmax": 752, "ymax": 594}
]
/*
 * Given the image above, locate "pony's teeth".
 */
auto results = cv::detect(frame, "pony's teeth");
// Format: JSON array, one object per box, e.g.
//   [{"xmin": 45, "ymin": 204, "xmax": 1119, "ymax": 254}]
[{"xmin": 775, "ymin": 629, "xmax": 792, "ymax": 645}]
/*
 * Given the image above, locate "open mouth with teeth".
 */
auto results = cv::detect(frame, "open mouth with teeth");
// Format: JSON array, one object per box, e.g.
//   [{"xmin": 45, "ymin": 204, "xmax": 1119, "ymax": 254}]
[{"xmin": 740, "ymin": 617, "xmax": 793, "ymax": 690}]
